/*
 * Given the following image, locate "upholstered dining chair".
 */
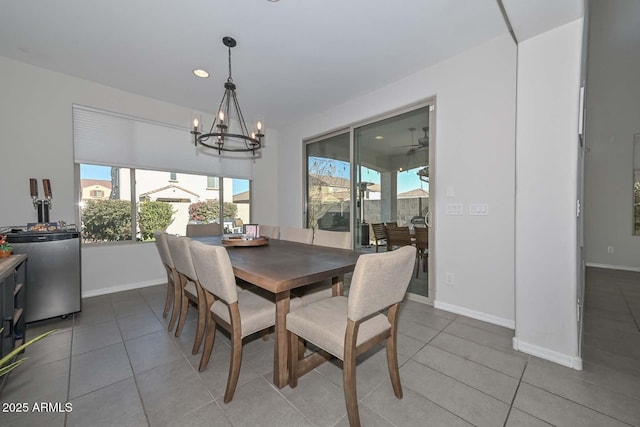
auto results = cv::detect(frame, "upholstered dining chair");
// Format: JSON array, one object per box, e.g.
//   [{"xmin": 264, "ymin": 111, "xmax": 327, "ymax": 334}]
[
  {"xmin": 414, "ymin": 226, "xmax": 429, "ymax": 278},
  {"xmin": 385, "ymin": 225, "xmax": 413, "ymax": 251},
  {"xmin": 287, "ymin": 246, "xmax": 416, "ymax": 427},
  {"xmin": 280, "ymin": 227, "xmax": 313, "ymax": 244},
  {"xmin": 293, "ymin": 230, "xmax": 352, "ymax": 306},
  {"xmin": 313, "ymin": 229, "xmax": 351, "ymax": 250},
  {"xmin": 258, "ymin": 224, "xmax": 280, "ymax": 239},
  {"xmin": 165, "ymin": 234, "xmax": 207, "ymax": 355},
  {"xmin": 186, "ymin": 223, "xmax": 222, "ymax": 237},
  {"xmin": 189, "ymin": 240, "xmax": 277, "ymax": 403},
  {"xmin": 153, "ymin": 231, "xmax": 180, "ymax": 332},
  {"xmin": 370, "ymin": 223, "xmax": 387, "ymax": 252}
]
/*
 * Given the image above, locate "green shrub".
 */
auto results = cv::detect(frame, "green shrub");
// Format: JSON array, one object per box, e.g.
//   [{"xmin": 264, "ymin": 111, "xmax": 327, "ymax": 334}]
[
  {"xmin": 81, "ymin": 199, "xmax": 132, "ymax": 242},
  {"xmin": 138, "ymin": 201, "xmax": 175, "ymax": 240},
  {"xmin": 188, "ymin": 200, "xmax": 237, "ymax": 223}
]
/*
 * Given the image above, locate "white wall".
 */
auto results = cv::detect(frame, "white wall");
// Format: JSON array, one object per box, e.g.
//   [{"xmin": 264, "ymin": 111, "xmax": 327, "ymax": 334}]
[
  {"xmin": 584, "ymin": 0, "xmax": 640, "ymax": 270},
  {"xmin": 0, "ymin": 56, "xmax": 279, "ymax": 296},
  {"xmin": 278, "ymin": 34, "xmax": 518, "ymax": 326},
  {"xmin": 514, "ymin": 19, "xmax": 583, "ymax": 368}
]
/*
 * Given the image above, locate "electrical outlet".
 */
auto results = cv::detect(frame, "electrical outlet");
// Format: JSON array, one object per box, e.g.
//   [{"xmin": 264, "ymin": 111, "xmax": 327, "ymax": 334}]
[
  {"xmin": 607, "ymin": 246, "xmax": 614, "ymax": 254},
  {"xmin": 445, "ymin": 272, "xmax": 454, "ymax": 285}
]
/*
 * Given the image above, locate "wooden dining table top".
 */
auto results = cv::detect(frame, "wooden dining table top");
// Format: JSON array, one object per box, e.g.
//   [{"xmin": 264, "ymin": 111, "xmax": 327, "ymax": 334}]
[{"xmin": 192, "ymin": 236, "xmax": 362, "ymax": 293}]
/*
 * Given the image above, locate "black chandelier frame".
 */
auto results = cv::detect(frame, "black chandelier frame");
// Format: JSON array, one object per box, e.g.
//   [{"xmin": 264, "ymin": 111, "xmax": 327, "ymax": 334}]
[{"xmin": 191, "ymin": 36, "xmax": 264, "ymax": 155}]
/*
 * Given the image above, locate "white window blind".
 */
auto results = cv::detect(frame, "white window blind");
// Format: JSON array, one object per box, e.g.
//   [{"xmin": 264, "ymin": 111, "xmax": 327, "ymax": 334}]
[{"xmin": 73, "ymin": 105, "xmax": 254, "ymax": 179}]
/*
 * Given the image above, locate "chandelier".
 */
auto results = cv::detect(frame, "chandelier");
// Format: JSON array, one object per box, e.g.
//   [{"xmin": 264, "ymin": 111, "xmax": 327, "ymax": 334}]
[{"xmin": 191, "ymin": 36, "xmax": 264, "ymax": 156}]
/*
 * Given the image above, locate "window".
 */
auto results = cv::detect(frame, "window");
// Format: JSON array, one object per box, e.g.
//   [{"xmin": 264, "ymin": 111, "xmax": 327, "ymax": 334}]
[
  {"xmin": 207, "ymin": 176, "xmax": 219, "ymax": 189},
  {"xmin": 73, "ymin": 105, "xmax": 254, "ymax": 243},
  {"xmin": 78, "ymin": 164, "xmax": 251, "ymax": 243}
]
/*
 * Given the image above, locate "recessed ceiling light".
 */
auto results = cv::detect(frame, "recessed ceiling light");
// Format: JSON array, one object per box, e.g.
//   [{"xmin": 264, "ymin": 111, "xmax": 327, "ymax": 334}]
[
  {"xmin": 267, "ymin": 0, "xmax": 280, "ymax": 2},
  {"xmin": 375, "ymin": 135, "xmax": 383, "ymax": 140},
  {"xmin": 193, "ymin": 69, "xmax": 209, "ymax": 78}
]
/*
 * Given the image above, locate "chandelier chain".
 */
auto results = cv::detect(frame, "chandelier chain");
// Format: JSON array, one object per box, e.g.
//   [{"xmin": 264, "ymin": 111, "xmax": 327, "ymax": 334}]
[{"xmin": 227, "ymin": 45, "xmax": 233, "ymax": 83}]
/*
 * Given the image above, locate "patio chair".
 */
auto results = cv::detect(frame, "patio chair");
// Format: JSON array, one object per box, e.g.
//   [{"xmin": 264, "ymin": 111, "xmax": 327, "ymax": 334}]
[{"xmin": 370, "ymin": 223, "xmax": 387, "ymax": 252}]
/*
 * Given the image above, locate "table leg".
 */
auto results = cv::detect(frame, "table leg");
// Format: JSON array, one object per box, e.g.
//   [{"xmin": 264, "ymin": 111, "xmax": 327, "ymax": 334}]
[
  {"xmin": 274, "ymin": 290, "xmax": 290, "ymax": 388},
  {"xmin": 332, "ymin": 275, "xmax": 344, "ymax": 296}
]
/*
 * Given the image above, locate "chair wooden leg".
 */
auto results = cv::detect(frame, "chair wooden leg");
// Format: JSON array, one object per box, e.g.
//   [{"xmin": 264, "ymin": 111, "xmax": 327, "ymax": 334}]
[
  {"xmin": 288, "ymin": 331, "xmax": 299, "ymax": 388},
  {"xmin": 386, "ymin": 336, "xmax": 403, "ymax": 398},
  {"xmin": 175, "ymin": 276, "xmax": 189, "ymax": 337},
  {"xmin": 298, "ymin": 338, "xmax": 306, "ymax": 361},
  {"xmin": 162, "ymin": 271, "xmax": 173, "ymax": 318},
  {"xmin": 192, "ymin": 282, "xmax": 207, "ymax": 355},
  {"xmin": 343, "ymin": 320, "xmax": 361, "ymax": 427},
  {"xmin": 168, "ymin": 270, "xmax": 181, "ymax": 332},
  {"xmin": 199, "ymin": 312, "xmax": 216, "ymax": 371},
  {"xmin": 386, "ymin": 304, "xmax": 403, "ymax": 398},
  {"xmin": 262, "ymin": 327, "xmax": 270, "ymax": 341},
  {"xmin": 224, "ymin": 304, "xmax": 243, "ymax": 404},
  {"xmin": 415, "ymin": 254, "xmax": 420, "ymax": 278},
  {"xmin": 423, "ymin": 254, "xmax": 427, "ymax": 273}
]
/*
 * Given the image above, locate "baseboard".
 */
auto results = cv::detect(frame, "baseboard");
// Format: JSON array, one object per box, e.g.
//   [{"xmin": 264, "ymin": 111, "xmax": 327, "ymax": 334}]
[
  {"xmin": 434, "ymin": 300, "xmax": 515, "ymax": 330},
  {"xmin": 82, "ymin": 279, "xmax": 165, "ymax": 298},
  {"xmin": 406, "ymin": 292, "xmax": 431, "ymax": 305},
  {"xmin": 513, "ymin": 337, "xmax": 582, "ymax": 370},
  {"xmin": 585, "ymin": 262, "xmax": 640, "ymax": 272}
]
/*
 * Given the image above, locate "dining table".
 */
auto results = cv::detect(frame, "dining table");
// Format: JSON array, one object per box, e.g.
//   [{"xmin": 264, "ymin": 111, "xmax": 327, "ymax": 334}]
[{"xmin": 193, "ymin": 235, "xmax": 362, "ymax": 388}]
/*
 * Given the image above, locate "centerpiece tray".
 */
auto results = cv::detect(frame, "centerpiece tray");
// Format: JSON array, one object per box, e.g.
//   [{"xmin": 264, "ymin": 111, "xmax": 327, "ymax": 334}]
[{"xmin": 221, "ymin": 236, "xmax": 269, "ymax": 247}]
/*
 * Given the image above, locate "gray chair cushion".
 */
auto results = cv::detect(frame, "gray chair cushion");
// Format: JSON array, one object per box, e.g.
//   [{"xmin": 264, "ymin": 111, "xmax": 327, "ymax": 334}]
[
  {"xmin": 286, "ymin": 296, "xmax": 391, "ymax": 360},
  {"xmin": 212, "ymin": 290, "xmax": 276, "ymax": 338}
]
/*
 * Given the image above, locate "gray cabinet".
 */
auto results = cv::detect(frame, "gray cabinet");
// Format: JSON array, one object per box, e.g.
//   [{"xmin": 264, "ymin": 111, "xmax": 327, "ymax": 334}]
[{"xmin": 0, "ymin": 255, "xmax": 27, "ymax": 359}]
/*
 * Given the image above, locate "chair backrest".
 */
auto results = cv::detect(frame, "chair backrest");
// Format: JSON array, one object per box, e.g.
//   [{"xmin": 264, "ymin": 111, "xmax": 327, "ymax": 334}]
[
  {"xmin": 313, "ymin": 230, "xmax": 351, "ymax": 249},
  {"xmin": 189, "ymin": 240, "xmax": 238, "ymax": 304},
  {"xmin": 348, "ymin": 246, "xmax": 416, "ymax": 321},
  {"xmin": 166, "ymin": 234, "xmax": 197, "ymax": 280},
  {"xmin": 280, "ymin": 227, "xmax": 313, "ymax": 244},
  {"xmin": 186, "ymin": 223, "xmax": 222, "ymax": 237},
  {"xmin": 414, "ymin": 226, "xmax": 428, "ymax": 250},
  {"xmin": 385, "ymin": 225, "xmax": 412, "ymax": 248},
  {"xmin": 385, "ymin": 221, "xmax": 398, "ymax": 227},
  {"xmin": 153, "ymin": 231, "xmax": 174, "ymax": 268},
  {"xmin": 371, "ymin": 223, "xmax": 386, "ymax": 240},
  {"xmin": 259, "ymin": 225, "xmax": 280, "ymax": 239}
]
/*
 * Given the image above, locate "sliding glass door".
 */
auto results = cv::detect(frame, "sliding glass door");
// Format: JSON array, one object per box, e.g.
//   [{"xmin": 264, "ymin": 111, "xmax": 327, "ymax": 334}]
[
  {"xmin": 353, "ymin": 107, "xmax": 430, "ymax": 248},
  {"xmin": 304, "ymin": 103, "xmax": 433, "ymax": 299},
  {"xmin": 305, "ymin": 132, "xmax": 351, "ymax": 233}
]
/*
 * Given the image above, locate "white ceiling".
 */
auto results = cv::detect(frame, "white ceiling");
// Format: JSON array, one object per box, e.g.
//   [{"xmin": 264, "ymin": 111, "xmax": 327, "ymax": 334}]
[{"xmin": 0, "ymin": 0, "xmax": 583, "ymax": 129}]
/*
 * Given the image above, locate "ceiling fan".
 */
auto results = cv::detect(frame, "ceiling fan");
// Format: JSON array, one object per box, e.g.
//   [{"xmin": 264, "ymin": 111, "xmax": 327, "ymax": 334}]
[{"xmin": 398, "ymin": 127, "xmax": 429, "ymax": 155}]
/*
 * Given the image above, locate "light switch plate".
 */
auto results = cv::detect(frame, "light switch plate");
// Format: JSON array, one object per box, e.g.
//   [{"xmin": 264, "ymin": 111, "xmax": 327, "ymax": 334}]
[
  {"xmin": 446, "ymin": 203, "xmax": 464, "ymax": 215},
  {"xmin": 446, "ymin": 185, "xmax": 455, "ymax": 198},
  {"xmin": 469, "ymin": 203, "xmax": 489, "ymax": 216}
]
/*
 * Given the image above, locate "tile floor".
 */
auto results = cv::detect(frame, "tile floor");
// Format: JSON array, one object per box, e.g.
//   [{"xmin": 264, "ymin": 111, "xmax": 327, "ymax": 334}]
[{"xmin": 1, "ymin": 267, "xmax": 639, "ymax": 426}]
